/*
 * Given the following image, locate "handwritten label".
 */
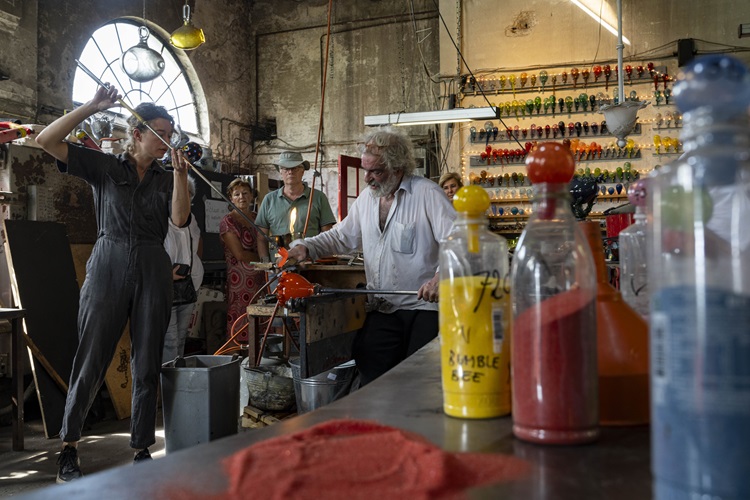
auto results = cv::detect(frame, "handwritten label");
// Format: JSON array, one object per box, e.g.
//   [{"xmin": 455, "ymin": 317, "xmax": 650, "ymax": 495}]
[{"xmin": 472, "ymin": 269, "xmax": 511, "ymax": 312}]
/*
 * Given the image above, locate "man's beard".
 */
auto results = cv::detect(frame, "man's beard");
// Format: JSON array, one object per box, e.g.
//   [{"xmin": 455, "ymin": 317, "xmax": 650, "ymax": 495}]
[{"xmin": 368, "ymin": 172, "xmax": 401, "ymax": 198}]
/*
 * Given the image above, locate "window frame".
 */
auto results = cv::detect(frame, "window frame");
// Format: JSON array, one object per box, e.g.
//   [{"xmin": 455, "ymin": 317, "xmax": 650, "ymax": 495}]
[{"xmin": 71, "ymin": 18, "xmax": 208, "ymax": 143}]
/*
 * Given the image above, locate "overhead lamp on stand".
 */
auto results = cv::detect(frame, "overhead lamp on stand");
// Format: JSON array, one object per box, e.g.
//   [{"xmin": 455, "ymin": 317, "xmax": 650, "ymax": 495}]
[
  {"xmin": 169, "ymin": 1, "xmax": 206, "ymax": 50},
  {"xmin": 598, "ymin": 0, "xmax": 647, "ymax": 148}
]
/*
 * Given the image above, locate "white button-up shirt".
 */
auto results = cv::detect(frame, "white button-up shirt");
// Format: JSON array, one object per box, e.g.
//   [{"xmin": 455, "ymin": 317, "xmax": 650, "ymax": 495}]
[{"xmin": 294, "ymin": 175, "xmax": 456, "ymax": 312}]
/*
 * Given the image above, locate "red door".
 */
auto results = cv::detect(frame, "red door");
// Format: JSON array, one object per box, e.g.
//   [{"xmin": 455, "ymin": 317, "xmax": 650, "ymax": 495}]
[{"xmin": 337, "ymin": 154, "xmax": 364, "ymax": 220}]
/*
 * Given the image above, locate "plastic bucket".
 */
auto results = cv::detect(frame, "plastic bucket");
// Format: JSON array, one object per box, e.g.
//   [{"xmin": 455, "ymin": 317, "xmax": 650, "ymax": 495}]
[{"xmin": 289, "ymin": 358, "xmax": 356, "ymax": 414}]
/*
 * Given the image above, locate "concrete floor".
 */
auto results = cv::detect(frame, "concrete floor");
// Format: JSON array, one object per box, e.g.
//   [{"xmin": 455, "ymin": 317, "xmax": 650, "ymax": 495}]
[{"xmin": 0, "ymin": 393, "xmax": 167, "ymax": 498}]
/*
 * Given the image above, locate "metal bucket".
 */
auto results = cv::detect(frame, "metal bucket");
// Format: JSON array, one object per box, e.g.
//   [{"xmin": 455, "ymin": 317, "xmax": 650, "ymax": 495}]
[
  {"xmin": 289, "ymin": 358, "xmax": 356, "ymax": 414},
  {"xmin": 245, "ymin": 364, "xmax": 296, "ymax": 412}
]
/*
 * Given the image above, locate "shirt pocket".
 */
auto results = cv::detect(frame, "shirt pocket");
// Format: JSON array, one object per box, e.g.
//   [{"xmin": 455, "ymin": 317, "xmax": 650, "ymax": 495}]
[{"xmin": 390, "ymin": 221, "xmax": 416, "ymax": 254}]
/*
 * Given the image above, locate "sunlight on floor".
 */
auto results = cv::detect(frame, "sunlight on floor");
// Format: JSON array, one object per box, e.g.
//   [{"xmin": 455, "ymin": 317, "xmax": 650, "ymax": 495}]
[{"xmin": 0, "ymin": 470, "xmax": 39, "ymax": 480}]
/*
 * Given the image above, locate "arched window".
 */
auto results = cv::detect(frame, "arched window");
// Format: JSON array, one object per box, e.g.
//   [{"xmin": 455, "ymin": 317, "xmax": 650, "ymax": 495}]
[{"xmin": 72, "ymin": 19, "xmax": 207, "ymax": 140}]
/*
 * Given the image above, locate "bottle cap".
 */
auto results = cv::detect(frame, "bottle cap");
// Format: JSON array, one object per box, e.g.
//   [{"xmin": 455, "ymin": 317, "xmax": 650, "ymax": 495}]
[
  {"xmin": 627, "ymin": 178, "xmax": 649, "ymax": 207},
  {"xmin": 453, "ymin": 185, "xmax": 489, "ymax": 215},
  {"xmin": 525, "ymin": 142, "xmax": 575, "ymax": 184}
]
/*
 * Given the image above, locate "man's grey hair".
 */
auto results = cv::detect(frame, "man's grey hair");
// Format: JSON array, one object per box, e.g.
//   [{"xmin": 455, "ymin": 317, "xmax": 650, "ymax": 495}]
[{"xmin": 359, "ymin": 126, "xmax": 416, "ymax": 177}]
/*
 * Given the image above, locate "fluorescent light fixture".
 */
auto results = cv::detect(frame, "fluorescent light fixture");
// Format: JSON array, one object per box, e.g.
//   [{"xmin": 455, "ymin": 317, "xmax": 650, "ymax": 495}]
[
  {"xmin": 571, "ymin": 0, "xmax": 631, "ymax": 46},
  {"xmin": 364, "ymin": 106, "xmax": 499, "ymax": 127}
]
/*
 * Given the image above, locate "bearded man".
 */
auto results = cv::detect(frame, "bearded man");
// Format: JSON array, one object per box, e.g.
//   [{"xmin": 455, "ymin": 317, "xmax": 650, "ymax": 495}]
[{"xmin": 286, "ymin": 127, "xmax": 456, "ymax": 385}]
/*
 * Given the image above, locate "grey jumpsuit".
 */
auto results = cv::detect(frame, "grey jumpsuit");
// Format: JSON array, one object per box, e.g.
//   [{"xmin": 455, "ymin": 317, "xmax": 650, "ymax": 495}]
[{"xmin": 59, "ymin": 144, "xmax": 174, "ymax": 449}]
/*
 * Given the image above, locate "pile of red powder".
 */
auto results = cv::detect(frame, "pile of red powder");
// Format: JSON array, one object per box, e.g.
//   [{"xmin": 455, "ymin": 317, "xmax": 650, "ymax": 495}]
[{"xmin": 174, "ymin": 419, "xmax": 530, "ymax": 499}]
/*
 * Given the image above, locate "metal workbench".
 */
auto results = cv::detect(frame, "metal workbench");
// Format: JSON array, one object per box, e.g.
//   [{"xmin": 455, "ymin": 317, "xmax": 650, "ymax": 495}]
[{"xmin": 25, "ymin": 340, "xmax": 652, "ymax": 499}]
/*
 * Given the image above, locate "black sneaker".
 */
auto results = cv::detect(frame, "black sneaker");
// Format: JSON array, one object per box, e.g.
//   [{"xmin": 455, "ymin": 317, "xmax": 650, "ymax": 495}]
[
  {"xmin": 133, "ymin": 448, "xmax": 152, "ymax": 463},
  {"xmin": 56, "ymin": 445, "xmax": 83, "ymax": 483}
]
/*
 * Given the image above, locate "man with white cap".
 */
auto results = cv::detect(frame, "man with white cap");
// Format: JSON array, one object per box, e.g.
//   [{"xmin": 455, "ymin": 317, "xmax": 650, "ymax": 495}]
[{"xmin": 256, "ymin": 151, "xmax": 336, "ymax": 261}]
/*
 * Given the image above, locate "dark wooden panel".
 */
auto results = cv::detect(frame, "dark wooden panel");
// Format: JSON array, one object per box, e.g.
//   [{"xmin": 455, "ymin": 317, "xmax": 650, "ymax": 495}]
[{"xmin": 3, "ymin": 220, "xmax": 79, "ymax": 438}]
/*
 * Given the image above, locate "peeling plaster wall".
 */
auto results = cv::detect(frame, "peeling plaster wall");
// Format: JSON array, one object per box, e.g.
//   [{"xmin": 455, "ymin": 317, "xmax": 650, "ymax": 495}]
[
  {"xmin": 248, "ymin": 0, "xmax": 440, "ymax": 217},
  {"xmin": 0, "ymin": 0, "xmax": 38, "ymax": 121}
]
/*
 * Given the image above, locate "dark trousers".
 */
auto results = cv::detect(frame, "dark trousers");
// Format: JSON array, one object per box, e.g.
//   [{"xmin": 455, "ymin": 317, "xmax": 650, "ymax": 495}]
[
  {"xmin": 352, "ymin": 309, "xmax": 438, "ymax": 386},
  {"xmin": 60, "ymin": 238, "xmax": 172, "ymax": 449}
]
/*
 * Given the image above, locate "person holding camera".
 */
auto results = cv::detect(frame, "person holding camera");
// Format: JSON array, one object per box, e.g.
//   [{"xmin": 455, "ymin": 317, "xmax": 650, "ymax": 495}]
[{"xmin": 162, "ymin": 177, "xmax": 203, "ymax": 363}]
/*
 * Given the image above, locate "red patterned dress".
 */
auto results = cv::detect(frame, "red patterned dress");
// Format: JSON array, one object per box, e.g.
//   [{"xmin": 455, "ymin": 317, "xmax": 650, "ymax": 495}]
[{"xmin": 220, "ymin": 212, "xmax": 266, "ymax": 343}]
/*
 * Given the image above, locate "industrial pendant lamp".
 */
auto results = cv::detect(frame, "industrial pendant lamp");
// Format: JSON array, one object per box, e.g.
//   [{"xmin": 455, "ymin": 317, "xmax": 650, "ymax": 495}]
[
  {"xmin": 121, "ymin": 0, "xmax": 165, "ymax": 82},
  {"xmin": 598, "ymin": 0, "xmax": 647, "ymax": 147},
  {"xmin": 169, "ymin": 2, "xmax": 205, "ymax": 50}
]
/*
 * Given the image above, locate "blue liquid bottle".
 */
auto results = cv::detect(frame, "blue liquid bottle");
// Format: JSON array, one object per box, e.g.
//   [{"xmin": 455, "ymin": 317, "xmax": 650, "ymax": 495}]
[{"xmin": 649, "ymin": 55, "xmax": 750, "ymax": 499}]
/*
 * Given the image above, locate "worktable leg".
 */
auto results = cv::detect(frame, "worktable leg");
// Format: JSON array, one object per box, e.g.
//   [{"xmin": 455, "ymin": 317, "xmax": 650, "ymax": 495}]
[{"xmin": 11, "ymin": 317, "xmax": 24, "ymax": 451}]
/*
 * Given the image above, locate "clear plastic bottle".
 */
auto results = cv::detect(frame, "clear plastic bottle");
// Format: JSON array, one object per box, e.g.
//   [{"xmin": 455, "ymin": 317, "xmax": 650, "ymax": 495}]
[
  {"xmin": 510, "ymin": 143, "xmax": 599, "ymax": 444},
  {"xmin": 439, "ymin": 185, "xmax": 511, "ymax": 419},
  {"xmin": 619, "ymin": 179, "xmax": 650, "ymax": 320},
  {"xmin": 650, "ymin": 55, "xmax": 750, "ymax": 500}
]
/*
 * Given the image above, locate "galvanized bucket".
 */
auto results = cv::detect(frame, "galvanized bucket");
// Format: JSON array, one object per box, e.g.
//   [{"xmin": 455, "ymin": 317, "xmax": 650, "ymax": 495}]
[{"xmin": 289, "ymin": 358, "xmax": 356, "ymax": 414}]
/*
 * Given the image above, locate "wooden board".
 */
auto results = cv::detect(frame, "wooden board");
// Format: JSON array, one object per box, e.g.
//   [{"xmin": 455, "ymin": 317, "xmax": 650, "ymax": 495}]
[
  {"xmin": 3, "ymin": 220, "xmax": 79, "ymax": 438},
  {"xmin": 70, "ymin": 243, "xmax": 132, "ymax": 420}
]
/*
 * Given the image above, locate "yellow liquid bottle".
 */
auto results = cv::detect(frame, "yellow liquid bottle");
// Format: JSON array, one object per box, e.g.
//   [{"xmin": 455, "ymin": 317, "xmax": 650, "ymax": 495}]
[{"xmin": 439, "ymin": 185, "xmax": 512, "ymax": 418}]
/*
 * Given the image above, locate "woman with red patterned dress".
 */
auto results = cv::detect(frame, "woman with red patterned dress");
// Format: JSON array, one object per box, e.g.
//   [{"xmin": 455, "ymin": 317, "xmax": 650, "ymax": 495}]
[{"xmin": 220, "ymin": 178, "xmax": 266, "ymax": 344}]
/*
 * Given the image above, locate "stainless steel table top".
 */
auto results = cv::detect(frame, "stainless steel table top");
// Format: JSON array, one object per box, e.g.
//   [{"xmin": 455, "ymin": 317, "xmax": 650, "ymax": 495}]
[{"xmin": 26, "ymin": 340, "xmax": 651, "ymax": 499}]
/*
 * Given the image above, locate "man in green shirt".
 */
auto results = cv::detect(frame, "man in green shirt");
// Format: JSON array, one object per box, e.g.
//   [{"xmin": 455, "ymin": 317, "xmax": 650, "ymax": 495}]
[{"xmin": 256, "ymin": 151, "xmax": 336, "ymax": 261}]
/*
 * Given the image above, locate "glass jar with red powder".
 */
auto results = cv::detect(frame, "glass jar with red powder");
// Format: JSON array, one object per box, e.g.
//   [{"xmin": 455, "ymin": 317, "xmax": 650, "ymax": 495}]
[{"xmin": 510, "ymin": 143, "xmax": 599, "ymax": 445}]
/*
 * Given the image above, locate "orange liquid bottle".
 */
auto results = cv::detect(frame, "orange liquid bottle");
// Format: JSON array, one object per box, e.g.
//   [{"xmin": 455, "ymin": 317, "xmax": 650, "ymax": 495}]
[{"xmin": 580, "ymin": 220, "xmax": 649, "ymax": 425}]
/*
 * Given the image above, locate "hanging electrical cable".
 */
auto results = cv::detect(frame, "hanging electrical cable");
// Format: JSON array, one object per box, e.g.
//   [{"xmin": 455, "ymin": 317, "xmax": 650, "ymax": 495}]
[
  {"xmin": 429, "ymin": 0, "xmax": 525, "ymax": 153},
  {"xmin": 302, "ymin": 0, "xmax": 335, "ymax": 236}
]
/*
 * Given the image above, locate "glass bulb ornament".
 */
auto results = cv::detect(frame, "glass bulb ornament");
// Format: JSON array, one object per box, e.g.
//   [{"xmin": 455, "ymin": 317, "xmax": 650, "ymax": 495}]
[
  {"xmin": 87, "ymin": 114, "xmax": 114, "ymax": 140},
  {"xmin": 604, "ymin": 65, "xmax": 612, "ymax": 90},
  {"xmin": 121, "ymin": 26, "xmax": 165, "ymax": 83},
  {"xmin": 593, "ymin": 65, "xmax": 602, "ymax": 82},
  {"xmin": 169, "ymin": 3, "xmax": 206, "ymax": 50},
  {"xmin": 539, "ymin": 70, "xmax": 548, "ymax": 90}
]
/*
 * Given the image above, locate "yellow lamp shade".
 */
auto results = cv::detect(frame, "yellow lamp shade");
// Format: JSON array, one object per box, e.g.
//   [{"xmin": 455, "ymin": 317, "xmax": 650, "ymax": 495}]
[{"xmin": 169, "ymin": 4, "xmax": 205, "ymax": 50}]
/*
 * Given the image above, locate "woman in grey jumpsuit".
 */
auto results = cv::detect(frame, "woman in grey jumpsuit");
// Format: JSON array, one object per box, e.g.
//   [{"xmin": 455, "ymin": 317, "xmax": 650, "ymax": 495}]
[{"xmin": 36, "ymin": 85, "xmax": 191, "ymax": 483}]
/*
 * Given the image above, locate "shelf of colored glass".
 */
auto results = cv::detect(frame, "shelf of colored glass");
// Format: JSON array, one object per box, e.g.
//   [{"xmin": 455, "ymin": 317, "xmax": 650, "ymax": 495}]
[
  {"xmin": 652, "ymin": 125, "xmax": 682, "ymax": 130},
  {"xmin": 468, "ymin": 150, "xmax": 641, "ymax": 167},
  {"xmin": 489, "ymin": 197, "xmax": 532, "ymax": 203},
  {"xmin": 596, "ymin": 194, "xmax": 628, "ymax": 200},
  {"xmin": 651, "ymin": 152, "xmax": 683, "ymax": 156},
  {"xmin": 461, "ymin": 78, "xmax": 671, "ymax": 96},
  {"xmin": 478, "ymin": 108, "xmax": 645, "ymax": 120},
  {"xmin": 489, "ymin": 214, "xmax": 530, "ymax": 220},
  {"xmin": 471, "ymin": 124, "xmax": 642, "ymax": 144}
]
